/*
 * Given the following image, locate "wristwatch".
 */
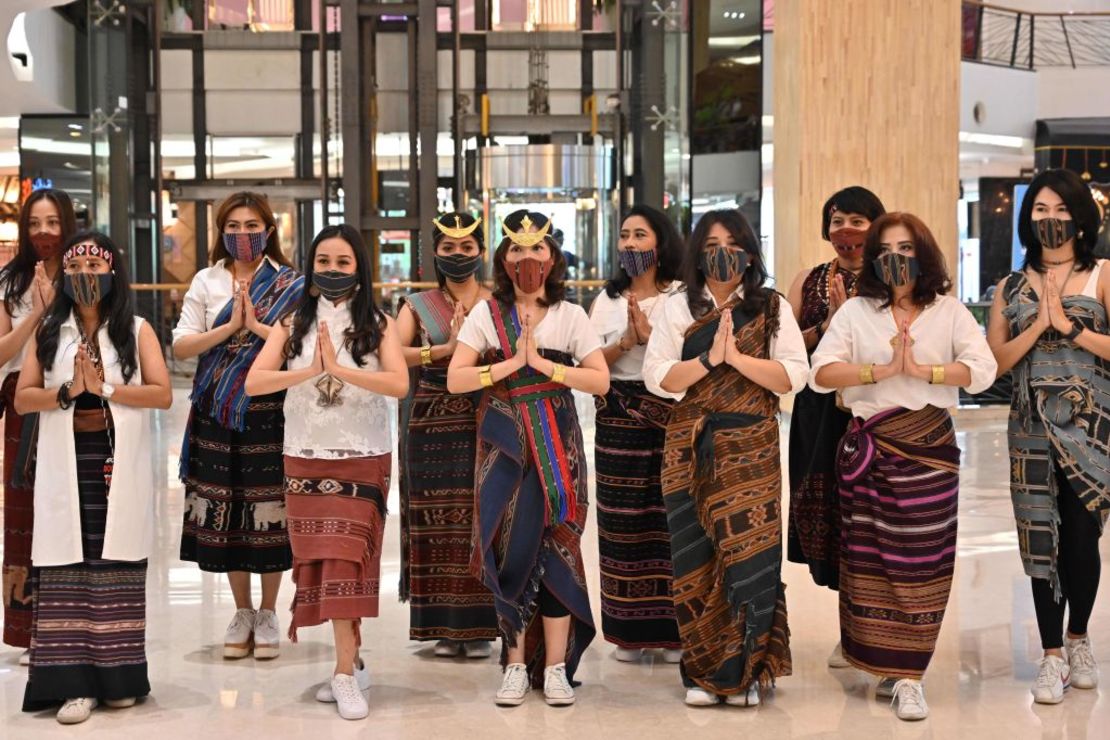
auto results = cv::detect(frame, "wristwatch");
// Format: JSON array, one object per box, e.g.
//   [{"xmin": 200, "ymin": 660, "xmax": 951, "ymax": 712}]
[{"xmin": 101, "ymin": 382, "xmax": 116, "ymax": 400}]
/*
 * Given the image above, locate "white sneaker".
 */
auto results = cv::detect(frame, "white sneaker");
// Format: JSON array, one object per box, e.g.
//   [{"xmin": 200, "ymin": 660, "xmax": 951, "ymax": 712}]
[
  {"xmin": 19, "ymin": 649, "xmax": 30, "ymax": 666},
  {"xmin": 662, "ymin": 648, "xmax": 683, "ymax": 664},
  {"xmin": 684, "ymin": 687, "xmax": 719, "ymax": 706},
  {"xmin": 463, "ymin": 640, "xmax": 492, "ymax": 659},
  {"xmin": 891, "ymin": 679, "xmax": 929, "ymax": 721},
  {"xmin": 828, "ymin": 641, "xmax": 851, "ymax": 668},
  {"xmin": 1032, "ymin": 654, "xmax": 1070, "ymax": 704},
  {"xmin": 495, "ymin": 663, "xmax": 530, "ymax": 706},
  {"xmin": 614, "ymin": 647, "xmax": 642, "ymax": 662},
  {"xmin": 330, "ymin": 673, "xmax": 369, "ymax": 720},
  {"xmin": 434, "ymin": 639, "xmax": 461, "ymax": 657},
  {"xmin": 223, "ymin": 608, "xmax": 256, "ymax": 659},
  {"xmin": 1066, "ymin": 635, "xmax": 1099, "ymax": 689},
  {"xmin": 56, "ymin": 698, "xmax": 98, "ymax": 724},
  {"xmin": 724, "ymin": 685, "xmax": 761, "ymax": 707},
  {"xmin": 253, "ymin": 609, "xmax": 280, "ymax": 659},
  {"xmin": 316, "ymin": 660, "xmax": 371, "ymax": 702},
  {"xmin": 543, "ymin": 663, "xmax": 575, "ymax": 706},
  {"xmin": 104, "ymin": 697, "xmax": 137, "ymax": 709},
  {"xmin": 876, "ymin": 677, "xmax": 898, "ymax": 698}
]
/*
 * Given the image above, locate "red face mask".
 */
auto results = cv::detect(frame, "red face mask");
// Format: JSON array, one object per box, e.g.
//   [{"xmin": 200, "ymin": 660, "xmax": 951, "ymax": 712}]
[
  {"xmin": 504, "ymin": 256, "xmax": 554, "ymax": 294},
  {"xmin": 829, "ymin": 227, "xmax": 867, "ymax": 256},
  {"xmin": 30, "ymin": 232, "xmax": 63, "ymax": 260}
]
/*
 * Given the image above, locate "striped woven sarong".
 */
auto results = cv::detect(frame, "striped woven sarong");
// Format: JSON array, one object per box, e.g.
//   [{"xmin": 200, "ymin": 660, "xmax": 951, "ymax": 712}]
[
  {"xmin": 594, "ymin": 379, "xmax": 679, "ymax": 649},
  {"xmin": 471, "ymin": 341, "xmax": 595, "ymax": 688},
  {"xmin": 284, "ymin": 454, "xmax": 389, "ymax": 643},
  {"xmin": 662, "ymin": 291, "xmax": 791, "ymax": 695},
  {"xmin": 837, "ymin": 405, "xmax": 960, "ymax": 679},
  {"xmin": 2, "ymin": 371, "xmax": 35, "ymax": 648},
  {"xmin": 23, "ymin": 427, "xmax": 149, "ymax": 710},
  {"xmin": 399, "ymin": 290, "xmax": 496, "ymax": 642}
]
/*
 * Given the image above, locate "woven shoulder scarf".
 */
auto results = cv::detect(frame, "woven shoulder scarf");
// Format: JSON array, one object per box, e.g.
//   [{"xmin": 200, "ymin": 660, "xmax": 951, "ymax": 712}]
[{"xmin": 488, "ymin": 299, "xmax": 577, "ymax": 526}]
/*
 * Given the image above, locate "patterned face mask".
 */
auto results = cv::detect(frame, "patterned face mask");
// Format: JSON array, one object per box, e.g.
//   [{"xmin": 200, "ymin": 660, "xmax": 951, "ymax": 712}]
[
  {"xmin": 30, "ymin": 232, "xmax": 63, "ymax": 260},
  {"xmin": 700, "ymin": 245, "xmax": 750, "ymax": 282},
  {"xmin": 505, "ymin": 256, "xmax": 554, "ymax": 294},
  {"xmin": 618, "ymin": 248, "xmax": 658, "ymax": 277},
  {"xmin": 435, "ymin": 253, "xmax": 482, "ymax": 282},
  {"xmin": 872, "ymin": 252, "xmax": 920, "ymax": 287},
  {"xmin": 223, "ymin": 231, "xmax": 268, "ymax": 262},
  {"xmin": 1033, "ymin": 217, "xmax": 1077, "ymax": 250},
  {"xmin": 64, "ymin": 272, "xmax": 113, "ymax": 307},
  {"xmin": 312, "ymin": 270, "xmax": 358, "ymax": 301},
  {"xmin": 829, "ymin": 227, "xmax": 868, "ymax": 257}
]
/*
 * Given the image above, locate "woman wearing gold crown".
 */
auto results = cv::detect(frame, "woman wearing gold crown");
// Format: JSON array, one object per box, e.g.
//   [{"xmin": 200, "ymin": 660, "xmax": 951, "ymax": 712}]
[
  {"xmin": 395, "ymin": 212, "xmax": 498, "ymax": 659},
  {"xmin": 447, "ymin": 209, "xmax": 609, "ymax": 707}
]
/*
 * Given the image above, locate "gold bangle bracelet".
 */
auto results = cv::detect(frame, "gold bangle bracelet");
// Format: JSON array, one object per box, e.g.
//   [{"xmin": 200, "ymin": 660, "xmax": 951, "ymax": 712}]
[
  {"xmin": 479, "ymin": 365, "xmax": 494, "ymax": 388},
  {"xmin": 859, "ymin": 363, "xmax": 876, "ymax": 385},
  {"xmin": 420, "ymin": 345, "xmax": 433, "ymax": 366},
  {"xmin": 550, "ymin": 362, "xmax": 567, "ymax": 385},
  {"xmin": 930, "ymin": 365, "xmax": 945, "ymax": 385}
]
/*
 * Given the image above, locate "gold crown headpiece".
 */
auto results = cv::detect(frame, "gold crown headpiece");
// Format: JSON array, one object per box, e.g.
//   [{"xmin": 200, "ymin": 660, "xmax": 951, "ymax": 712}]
[
  {"xmin": 501, "ymin": 214, "xmax": 551, "ymax": 247},
  {"xmin": 432, "ymin": 214, "xmax": 482, "ymax": 239}
]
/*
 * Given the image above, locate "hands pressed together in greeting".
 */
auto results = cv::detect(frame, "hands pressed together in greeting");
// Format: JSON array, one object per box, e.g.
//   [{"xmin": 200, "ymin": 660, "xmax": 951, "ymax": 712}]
[
  {"xmin": 69, "ymin": 345, "xmax": 105, "ymax": 397},
  {"xmin": 1037, "ymin": 271, "xmax": 1075, "ymax": 336}
]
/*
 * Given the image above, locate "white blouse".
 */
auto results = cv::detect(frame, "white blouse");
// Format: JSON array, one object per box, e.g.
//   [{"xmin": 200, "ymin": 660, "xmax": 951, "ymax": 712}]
[
  {"xmin": 589, "ymin": 285, "xmax": 678, "ymax": 381},
  {"xmin": 281, "ymin": 297, "xmax": 393, "ymax": 458},
  {"xmin": 1, "ymin": 287, "xmax": 35, "ymax": 374},
  {"xmin": 642, "ymin": 287, "xmax": 810, "ymax": 401},
  {"xmin": 808, "ymin": 295, "xmax": 998, "ymax": 421},
  {"xmin": 172, "ymin": 256, "xmax": 283, "ymax": 342},
  {"xmin": 457, "ymin": 299, "xmax": 603, "ymax": 363}
]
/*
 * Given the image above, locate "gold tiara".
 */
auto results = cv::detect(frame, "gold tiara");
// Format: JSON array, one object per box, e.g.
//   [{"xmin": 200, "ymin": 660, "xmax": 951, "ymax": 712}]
[
  {"xmin": 432, "ymin": 214, "xmax": 482, "ymax": 239},
  {"xmin": 501, "ymin": 214, "xmax": 551, "ymax": 247}
]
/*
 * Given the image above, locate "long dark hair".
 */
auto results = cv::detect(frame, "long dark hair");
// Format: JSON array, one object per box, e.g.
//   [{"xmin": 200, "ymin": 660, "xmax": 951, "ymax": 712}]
[
  {"xmin": 491, "ymin": 210, "xmax": 567, "ymax": 307},
  {"xmin": 284, "ymin": 224, "xmax": 386, "ymax": 367},
  {"xmin": 432, "ymin": 211, "xmax": 485, "ymax": 289},
  {"xmin": 855, "ymin": 212, "xmax": 952, "ymax": 309},
  {"xmin": 208, "ymin": 191, "xmax": 293, "ymax": 268},
  {"xmin": 1018, "ymin": 168, "xmax": 1100, "ymax": 273},
  {"xmin": 604, "ymin": 205, "xmax": 684, "ymax": 298},
  {"xmin": 37, "ymin": 231, "xmax": 138, "ymax": 383},
  {"xmin": 682, "ymin": 209, "xmax": 771, "ymax": 319},
  {"xmin": 0, "ymin": 188, "xmax": 77, "ymax": 314}
]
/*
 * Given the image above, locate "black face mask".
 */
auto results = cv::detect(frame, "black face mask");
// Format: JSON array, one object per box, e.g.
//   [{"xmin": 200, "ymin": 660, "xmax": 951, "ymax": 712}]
[
  {"xmin": 312, "ymin": 270, "xmax": 359, "ymax": 301},
  {"xmin": 1034, "ymin": 217, "xmax": 1077, "ymax": 250},
  {"xmin": 435, "ymin": 253, "xmax": 482, "ymax": 282},
  {"xmin": 872, "ymin": 252, "xmax": 920, "ymax": 287},
  {"xmin": 64, "ymin": 272, "xmax": 113, "ymax": 308}
]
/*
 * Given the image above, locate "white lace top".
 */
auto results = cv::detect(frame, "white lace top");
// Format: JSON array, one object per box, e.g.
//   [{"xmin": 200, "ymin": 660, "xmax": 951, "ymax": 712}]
[
  {"xmin": 281, "ymin": 297, "xmax": 393, "ymax": 458},
  {"xmin": 1, "ymin": 286, "xmax": 35, "ymax": 374}
]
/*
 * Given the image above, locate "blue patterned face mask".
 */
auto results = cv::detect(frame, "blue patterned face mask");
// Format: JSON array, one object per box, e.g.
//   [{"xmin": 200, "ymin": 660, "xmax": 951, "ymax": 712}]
[
  {"xmin": 700, "ymin": 245, "xmax": 750, "ymax": 282},
  {"xmin": 618, "ymin": 248, "xmax": 657, "ymax": 277},
  {"xmin": 223, "ymin": 231, "xmax": 268, "ymax": 262},
  {"xmin": 872, "ymin": 252, "xmax": 920, "ymax": 287}
]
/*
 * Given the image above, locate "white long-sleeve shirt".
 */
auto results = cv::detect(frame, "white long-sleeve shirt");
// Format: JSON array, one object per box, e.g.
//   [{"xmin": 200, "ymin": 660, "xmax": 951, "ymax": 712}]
[
  {"xmin": 172, "ymin": 256, "xmax": 283, "ymax": 343},
  {"xmin": 808, "ymin": 294, "xmax": 998, "ymax": 421},
  {"xmin": 642, "ymin": 287, "xmax": 810, "ymax": 401}
]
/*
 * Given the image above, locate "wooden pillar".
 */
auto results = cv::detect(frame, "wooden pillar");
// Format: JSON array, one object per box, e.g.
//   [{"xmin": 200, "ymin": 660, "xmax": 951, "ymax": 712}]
[{"xmin": 773, "ymin": 0, "xmax": 961, "ymax": 289}]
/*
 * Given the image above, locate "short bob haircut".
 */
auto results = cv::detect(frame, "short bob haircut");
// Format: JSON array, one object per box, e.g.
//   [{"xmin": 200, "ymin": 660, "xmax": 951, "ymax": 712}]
[
  {"xmin": 208, "ymin": 191, "xmax": 293, "ymax": 268},
  {"xmin": 821, "ymin": 186, "xmax": 886, "ymax": 240},
  {"xmin": 856, "ymin": 212, "xmax": 952, "ymax": 309},
  {"xmin": 1017, "ymin": 168, "xmax": 1100, "ymax": 273},
  {"xmin": 604, "ymin": 205, "xmax": 684, "ymax": 299},
  {"xmin": 681, "ymin": 208, "xmax": 771, "ymax": 319},
  {"xmin": 492, "ymin": 209, "xmax": 567, "ymax": 307},
  {"xmin": 431, "ymin": 211, "xmax": 485, "ymax": 288}
]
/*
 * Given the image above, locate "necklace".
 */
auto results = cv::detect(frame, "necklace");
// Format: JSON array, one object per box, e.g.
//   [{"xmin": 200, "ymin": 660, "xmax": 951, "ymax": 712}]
[
  {"xmin": 1044, "ymin": 257, "xmax": 1075, "ymax": 266},
  {"xmin": 889, "ymin": 303, "xmax": 921, "ymax": 348},
  {"xmin": 818, "ymin": 260, "xmax": 858, "ymax": 315},
  {"xmin": 75, "ymin": 320, "xmax": 116, "ymax": 487}
]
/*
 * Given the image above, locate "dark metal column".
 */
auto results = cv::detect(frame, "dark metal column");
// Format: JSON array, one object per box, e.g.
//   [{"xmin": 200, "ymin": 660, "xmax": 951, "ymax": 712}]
[
  {"xmin": 632, "ymin": 2, "xmax": 665, "ymax": 209},
  {"xmin": 340, "ymin": 0, "xmax": 364, "ymax": 229},
  {"xmin": 416, "ymin": 0, "xmax": 438, "ymax": 279}
]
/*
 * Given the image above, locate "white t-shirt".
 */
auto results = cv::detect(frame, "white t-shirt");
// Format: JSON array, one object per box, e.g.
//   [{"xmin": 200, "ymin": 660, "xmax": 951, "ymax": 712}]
[
  {"xmin": 589, "ymin": 284, "xmax": 678, "ymax": 381},
  {"xmin": 1, "ymin": 287, "xmax": 35, "ymax": 374},
  {"xmin": 281, "ymin": 297, "xmax": 393, "ymax": 458},
  {"xmin": 808, "ymin": 294, "xmax": 998, "ymax": 421},
  {"xmin": 642, "ymin": 287, "xmax": 810, "ymax": 401},
  {"xmin": 457, "ymin": 299, "xmax": 603, "ymax": 363},
  {"xmin": 172, "ymin": 256, "xmax": 283, "ymax": 342}
]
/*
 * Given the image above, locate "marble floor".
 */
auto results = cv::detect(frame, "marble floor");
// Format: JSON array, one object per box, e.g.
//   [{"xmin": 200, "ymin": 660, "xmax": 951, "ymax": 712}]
[{"xmin": 1, "ymin": 390, "xmax": 1107, "ymax": 739}]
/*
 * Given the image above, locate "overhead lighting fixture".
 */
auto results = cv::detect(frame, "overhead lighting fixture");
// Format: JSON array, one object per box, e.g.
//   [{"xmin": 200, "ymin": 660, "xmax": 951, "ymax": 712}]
[
  {"xmin": 958, "ymin": 131, "xmax": 1026, "ymax": 149},
  {"xmin": 708, "ymin": 35, "xmax": 761, "ymax": 48}
]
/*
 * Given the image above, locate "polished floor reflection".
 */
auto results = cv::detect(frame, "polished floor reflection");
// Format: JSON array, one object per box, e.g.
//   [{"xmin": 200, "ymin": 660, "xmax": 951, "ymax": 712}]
[{"xmin": 1, "ymin": 391, "xmax": 1107, "ymax": 738}]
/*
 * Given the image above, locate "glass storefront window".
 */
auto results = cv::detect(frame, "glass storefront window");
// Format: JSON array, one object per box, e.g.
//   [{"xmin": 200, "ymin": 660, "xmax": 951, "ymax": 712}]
[{"xmin": 207, "ymin": 1, "xmax": 295, "ymax": 31}]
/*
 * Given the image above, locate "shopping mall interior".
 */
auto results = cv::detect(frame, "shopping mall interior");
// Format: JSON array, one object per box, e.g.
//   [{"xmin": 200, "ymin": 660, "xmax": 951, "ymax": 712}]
[{"xmin": 1, "ymin": 0, "xmax": 1109, "ymax": 736}]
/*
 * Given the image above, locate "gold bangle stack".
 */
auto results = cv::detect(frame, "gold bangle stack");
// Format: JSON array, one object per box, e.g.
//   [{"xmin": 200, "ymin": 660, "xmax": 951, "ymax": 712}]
[
  {"xmin": 859, "ymin": 363, "xmax": 876, "ymax": 385},
  {"xmin": 420, "ymin": 345, "xmax": 433, "ymax": 366},
  {"xmin": 930, "ymin": 365, "xmax": 945, "ymax": 385},
  {"xmin": 550, "ymin": 363, "xmax": 567, "ymax": 384},
  {"xmin": 479, "ymin": 365, "xmax": 494, "ymax": 388}
]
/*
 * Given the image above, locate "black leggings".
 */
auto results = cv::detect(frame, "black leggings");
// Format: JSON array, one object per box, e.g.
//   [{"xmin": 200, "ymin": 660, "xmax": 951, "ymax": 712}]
[
  {"xmin": 1030, "ymin": 467, "xmax": 1103, "ymax": 650},
  {"xmin": 538, "ymin": 584, "xmax": 570, "ymax": 618}
]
